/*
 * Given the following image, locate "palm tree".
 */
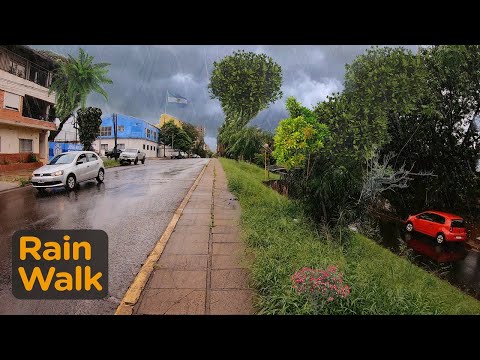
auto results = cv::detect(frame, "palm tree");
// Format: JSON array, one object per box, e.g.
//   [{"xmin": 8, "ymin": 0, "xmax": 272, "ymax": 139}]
[{"xmin": 48, "ymin": 48, "xmax": 112, "ymax": 141}]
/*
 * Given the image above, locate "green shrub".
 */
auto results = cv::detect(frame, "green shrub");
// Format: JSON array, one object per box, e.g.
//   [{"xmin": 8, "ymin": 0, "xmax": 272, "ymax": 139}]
[{"xmin": 27, "ymin": 153, "xmax": 38, "ymax": 163}]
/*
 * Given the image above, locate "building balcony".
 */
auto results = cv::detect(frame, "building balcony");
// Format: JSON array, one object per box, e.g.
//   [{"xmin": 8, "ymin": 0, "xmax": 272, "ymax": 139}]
[{"xmin": 0, "ymin": 46, "xmax": 54, "ymax": 89}]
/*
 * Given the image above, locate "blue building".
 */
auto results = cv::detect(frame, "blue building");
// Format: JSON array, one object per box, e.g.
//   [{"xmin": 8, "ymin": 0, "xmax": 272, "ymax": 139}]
[{"xmin": 96, "ymin": 113, "xmax": 161, "ymax": 157}]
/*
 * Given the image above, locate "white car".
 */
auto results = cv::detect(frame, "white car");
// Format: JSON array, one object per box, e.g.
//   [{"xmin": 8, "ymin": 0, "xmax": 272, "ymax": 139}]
[
  {"xmin": 31, "ymin": 151, "xmax": 105, "ymax": 192},
  {"xmin": 119, "ymin": 148, "xmax": 146, "ymax": 165}
]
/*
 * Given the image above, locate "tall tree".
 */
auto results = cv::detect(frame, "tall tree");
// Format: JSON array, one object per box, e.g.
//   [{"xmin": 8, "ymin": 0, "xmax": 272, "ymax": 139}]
[
  {"xmin": 160, "ymin": 121, "xmax": 192, "ymax": 156},
  {"xmin": 48, "ymin": 48, "xmax": 112, "ymax": 141},
  {"xmin": 209, "ymin": 50, "xmax": 283, "ymax": 132},
  {"xmin": 76, "ymin": 107, "xmax": 102, "ymax": 151},
  {"xmin": 182, "ymin": 122, "xmax": 199, "ymax": 155}
]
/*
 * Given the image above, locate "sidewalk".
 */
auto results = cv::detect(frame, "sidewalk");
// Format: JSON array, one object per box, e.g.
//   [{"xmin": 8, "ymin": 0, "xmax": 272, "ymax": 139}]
[{"xmin": 134, "ymin": 158, "xmax": 254, "ymax": 315}]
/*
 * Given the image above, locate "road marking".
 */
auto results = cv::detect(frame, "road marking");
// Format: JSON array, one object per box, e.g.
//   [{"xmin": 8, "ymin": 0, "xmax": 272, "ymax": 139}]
[{"xmin": 115, "ymin": 160, "xmax": 210, "ymax": 315}]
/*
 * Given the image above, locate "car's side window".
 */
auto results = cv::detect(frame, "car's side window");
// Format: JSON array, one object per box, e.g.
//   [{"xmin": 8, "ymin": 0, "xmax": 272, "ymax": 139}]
[
  {"xmin": 77, "ymin": 154, "xmax": 87, "ymax": 164},
  {"xmin": 433, "ymin": 215, "xmax": 445, "ymax": 224},
  {"xmin": 419, "ymin": 213, "xmax": 434, "ymax": 222},
  {"xmin": 87, "ymin": 153, "xmax": 98, "ymax": 161}
]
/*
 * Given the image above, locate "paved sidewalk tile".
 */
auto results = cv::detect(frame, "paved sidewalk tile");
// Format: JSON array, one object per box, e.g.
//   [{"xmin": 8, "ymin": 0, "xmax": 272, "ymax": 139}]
[
  {"xmin": 212, "ymin": 254, "xmax": 247, "ymax": 269},
  {"xmin": 137, "ymin": 289, "xmax": 205, "ymax": 315},
  {"xmin": 210, "ymin": 290, "xmax": 254, "ymax": 315},
  {"xmin": 156, "ymin": 254, "xmax": 208, "ymax": 270},
  {"xmin": 212, "ymin": 233, "xmax": 242, "ymax": 243},
  {"xmin": 148, "ymin": 269, "xmax": 206, "ymax": 289},
  {"xmin": 212, "ymin": 242, "xmax": 245, "ymax": 255},
  {"xmin": 211, "ymin": 269, "xmax": 250, "ymax": 289}
]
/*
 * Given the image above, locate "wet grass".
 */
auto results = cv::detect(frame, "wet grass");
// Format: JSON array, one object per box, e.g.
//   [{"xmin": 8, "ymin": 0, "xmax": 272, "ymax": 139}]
[
  {"xmin": 102, "ymin": 159, "xmax": 121, "ymax": 169},
  {"xmin": 220, "ymin": 158, "xmax": 480, "ymax": 315}
]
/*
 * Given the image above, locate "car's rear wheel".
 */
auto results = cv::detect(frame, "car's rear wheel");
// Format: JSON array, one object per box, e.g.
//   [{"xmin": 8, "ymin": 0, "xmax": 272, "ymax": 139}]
[
  {"xmin": 134, "ymin": 157, "xmax": 138, "ymax": 165},
  {"xmin": 65, "ymin": 174, "xmax": 76, "ymax": 191},
  {"xmin": 436, "ymin": 233, "xmax": 445, "ymax": 244},
  {"xmin": 141, "ymin": 158, "xmax": 145, "ymax": 164},
  {"xmin": 96, "ymin": 169, "xmax": 105, "ymax": 183},
  {"xmin": 406, "ymin": 222, "xmax": 414, "ymax": 232}
]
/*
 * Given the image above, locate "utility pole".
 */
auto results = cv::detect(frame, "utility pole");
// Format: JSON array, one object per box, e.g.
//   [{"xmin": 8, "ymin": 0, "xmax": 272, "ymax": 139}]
[{"xmin": 113, "ymin": 113, "xmax": 118, "ymax": 160}]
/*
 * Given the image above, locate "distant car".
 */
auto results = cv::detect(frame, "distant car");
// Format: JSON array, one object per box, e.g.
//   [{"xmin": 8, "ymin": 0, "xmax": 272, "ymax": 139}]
[
  {"xmin": 105, "ymin": 148, "xmax": 122, "ymax": 159},
  {"xmin": 32, "ymin": 151, "xmax": 105, "ymax": 192},
  {"xmin": 405, "ymin": 211, "xmax": 467, "ymax": 244},
  {"xmin": 119, "ymin": 148, "xmax": 146, "ymax": 165}
]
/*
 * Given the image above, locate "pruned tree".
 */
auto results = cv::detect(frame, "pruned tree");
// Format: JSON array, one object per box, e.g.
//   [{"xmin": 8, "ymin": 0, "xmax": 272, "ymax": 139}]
[{"xmin": 77, "ymin": 107, "xmax": 102, "ymax": 151}]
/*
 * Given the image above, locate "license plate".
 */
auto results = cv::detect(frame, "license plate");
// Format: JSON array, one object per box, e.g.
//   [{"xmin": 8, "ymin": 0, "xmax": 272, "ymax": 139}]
[{"xmin": 456, "ymin": 236, "xmax": 462, "ymax": 239}]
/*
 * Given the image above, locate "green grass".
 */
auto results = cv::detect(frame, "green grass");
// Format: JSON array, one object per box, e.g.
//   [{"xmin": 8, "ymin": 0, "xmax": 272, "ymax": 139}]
[
  {"xmin": 220, "ymin": 158, "xmax": 480, "ymax": 314},
  {"xmin": 102, "ymin": 159, "xmax": 121, "ymax": 168},
  {"xmin": 18, "ymin": 178, "xmax": 32, "ymax": 187}
]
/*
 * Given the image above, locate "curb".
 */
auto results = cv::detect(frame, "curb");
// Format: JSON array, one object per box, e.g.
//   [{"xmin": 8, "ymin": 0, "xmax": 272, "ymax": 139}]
[
  {"xmin": 0, "ymin": 184, "xmax": 31, "ymax": 194},
  {"xmin": 115, "ymin": 159, "xmax": 210, "ymax": 315}
]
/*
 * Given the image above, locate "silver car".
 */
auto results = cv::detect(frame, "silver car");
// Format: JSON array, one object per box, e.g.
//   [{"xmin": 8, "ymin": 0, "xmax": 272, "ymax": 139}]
[{"xmin": 31, "ymin": 151, "xmax": 105, "ymax": 192}]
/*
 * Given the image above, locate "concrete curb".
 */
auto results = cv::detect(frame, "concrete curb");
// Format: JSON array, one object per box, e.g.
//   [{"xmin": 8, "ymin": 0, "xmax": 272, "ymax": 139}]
[{"xmin": 115, "ymin": 159, "xmax": 210, "ymax": 315}]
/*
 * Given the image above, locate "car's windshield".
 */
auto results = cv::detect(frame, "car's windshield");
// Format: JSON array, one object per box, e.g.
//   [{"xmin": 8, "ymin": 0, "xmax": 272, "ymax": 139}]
[
  {"xmin": 48, "ymin": 153, "xmax": 77, "ymax": 165},
  {"xmin": 124, "ymin": 149, "xmax": 137, "ymax": 152}
]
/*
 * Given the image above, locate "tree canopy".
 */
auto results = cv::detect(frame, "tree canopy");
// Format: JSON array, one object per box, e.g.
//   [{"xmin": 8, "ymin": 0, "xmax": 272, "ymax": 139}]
[
  {"xmin": 49, "ymin": 48, "xmax": 112, "ymax": 140},
  {"xmin": 77, "ymin": 107, "xmax": 102, "ymax": 151},
  {"xmin": 209, "ymin": 50, "xmax": 283, "ymax": 129}
]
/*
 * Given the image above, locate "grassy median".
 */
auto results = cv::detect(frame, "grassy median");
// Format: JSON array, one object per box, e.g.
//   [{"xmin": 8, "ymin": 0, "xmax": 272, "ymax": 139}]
[
  {"xmin": 220, "ymin": 158, "xmax": 480, "ymax": 314},
  {"xmin": 102, "ymin": 159, "xmax": 121, "ymax": 168}
]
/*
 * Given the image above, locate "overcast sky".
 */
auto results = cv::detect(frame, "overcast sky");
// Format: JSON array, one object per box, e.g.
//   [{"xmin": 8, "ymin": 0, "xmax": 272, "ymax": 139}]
[{"xmin": 31, "ymin": 45, "xmax": 418, "ymax": 150}]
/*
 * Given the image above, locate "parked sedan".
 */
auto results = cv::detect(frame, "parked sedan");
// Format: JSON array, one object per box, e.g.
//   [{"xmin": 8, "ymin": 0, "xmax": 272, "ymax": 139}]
[
  {"xmin": 405, "ymin": 211, "xmax": 467, "ymax": 244},
  {"xmin": 31, "ymin": 151, "xmax": 105, "ymax": 192}
]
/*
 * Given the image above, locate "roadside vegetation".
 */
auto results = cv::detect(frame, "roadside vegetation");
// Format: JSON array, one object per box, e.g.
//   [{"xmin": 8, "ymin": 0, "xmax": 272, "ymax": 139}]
[
  {"xmin": 221, "ymin": 158, "xmax": 480, "ymax": 314},
  {"xmin": 102, "ymin": 159, "xmax": 121, "ymax": 168}
]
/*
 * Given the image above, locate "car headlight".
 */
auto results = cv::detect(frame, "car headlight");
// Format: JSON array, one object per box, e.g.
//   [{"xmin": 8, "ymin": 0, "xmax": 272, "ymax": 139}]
[{"xmin": 52, "ymin": 170, "xmax": 64, "ymax": 176}]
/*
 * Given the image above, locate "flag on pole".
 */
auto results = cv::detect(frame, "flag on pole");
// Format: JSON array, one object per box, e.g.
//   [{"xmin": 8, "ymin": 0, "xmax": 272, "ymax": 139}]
[{"xmin": 167, "ymin": 93, "xmax": 188, "ymax": 105}]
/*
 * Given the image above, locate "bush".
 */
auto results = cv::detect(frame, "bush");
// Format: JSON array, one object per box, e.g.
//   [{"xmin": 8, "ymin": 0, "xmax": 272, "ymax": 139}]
[{"xmin": 27, "ymin": 153, "xmax": 37, "ymax": 163}]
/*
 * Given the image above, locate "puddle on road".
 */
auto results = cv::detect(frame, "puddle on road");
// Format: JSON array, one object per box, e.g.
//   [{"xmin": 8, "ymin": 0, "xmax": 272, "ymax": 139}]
[{"xmin": 376, "ymin": 216, "xmax": 480, "ymax": 300}]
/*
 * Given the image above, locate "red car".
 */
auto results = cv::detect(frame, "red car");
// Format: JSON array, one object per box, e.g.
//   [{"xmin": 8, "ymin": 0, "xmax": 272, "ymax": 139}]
[{"xmin": 405, "ymin": 211, "xmax": 467, "ymax": 244}]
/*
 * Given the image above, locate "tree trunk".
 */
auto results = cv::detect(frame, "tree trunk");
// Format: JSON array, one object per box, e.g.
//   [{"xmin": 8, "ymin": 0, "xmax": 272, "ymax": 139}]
[{"xmin": 48, "ymin": 114, "xmax": 72, "ymax": 141}]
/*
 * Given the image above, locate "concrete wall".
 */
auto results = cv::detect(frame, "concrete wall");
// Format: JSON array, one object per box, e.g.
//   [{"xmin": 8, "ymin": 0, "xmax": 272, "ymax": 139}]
[
  {"xmin": 0, "ymin": 124, "xmax": 40, "ymax": 153},
  {"xmin": 94, "ymin": 138, "xmax": 160, "ymax": 158}
]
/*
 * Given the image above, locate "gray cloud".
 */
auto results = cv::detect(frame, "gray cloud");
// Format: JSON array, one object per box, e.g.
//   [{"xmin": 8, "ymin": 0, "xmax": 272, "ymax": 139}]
[{"xmin": 31, "ymin": 45, "xmax": 418, "ymax": 150}]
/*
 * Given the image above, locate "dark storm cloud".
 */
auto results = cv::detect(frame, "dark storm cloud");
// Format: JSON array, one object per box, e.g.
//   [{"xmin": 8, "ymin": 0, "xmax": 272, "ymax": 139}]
[{"xmin": 31, "ymin": 45, "xmax": 418, "ymax": 149}]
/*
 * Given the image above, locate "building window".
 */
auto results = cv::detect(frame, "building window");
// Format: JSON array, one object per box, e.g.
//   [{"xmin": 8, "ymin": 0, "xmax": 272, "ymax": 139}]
[
  {"xmin": 143, "ymin": 144, "xmax": 145, "ymax": 150},
  {"xmin": 153, "ymin": 146, "xmax": 155, "ymax": 151},
  {"xmin": 117, "ymin": 143, "xmax": 125, "ymax": 150},
  {"xmin": 100, "ymin": 126, "xmax": 112, "ymax": 136},
  {"xmin": 9, "ymin": 57, "xmax": 26, "ymax": 78},
  {"xmin": 147, "ymin": 145, "xmax": 149, "ymax": 150},
  {"xmin": 19, "ymin": 139, "xmax": 33, "ymax": 152},
  {"xmin": 4, "ymin": 92, "xmax": 21, "ymax": 111},
  {"xmin": 146, "ymin": 128, "xmax": 152, "ymax": 139},
  {"xmin": 101, "ymin": 144, "xmax": 108, "ymax": 151},
  {"xmin": 118, "ymin": 126, "xmax": 124, "ymax": 132}
]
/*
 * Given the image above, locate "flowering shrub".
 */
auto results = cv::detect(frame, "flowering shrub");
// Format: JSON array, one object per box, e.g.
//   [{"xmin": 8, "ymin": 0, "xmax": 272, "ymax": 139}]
[{"xmin": 292, "ymin": 266, "xmax": 350, "ymax": 305}]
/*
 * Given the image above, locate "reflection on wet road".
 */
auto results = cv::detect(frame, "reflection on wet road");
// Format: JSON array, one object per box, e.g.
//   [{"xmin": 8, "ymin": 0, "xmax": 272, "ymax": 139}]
[
  {"xmin": 0, "ymin": 159, "xmax": 208, "ymax": 314},
  {"xmin": 378, "ymin": 218, "xmax": 480, "ymax": 300}
]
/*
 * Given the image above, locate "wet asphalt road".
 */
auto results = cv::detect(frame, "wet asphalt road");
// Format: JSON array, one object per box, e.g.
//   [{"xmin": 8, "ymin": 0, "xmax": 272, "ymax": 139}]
[{"xmin": 0, "ymin": 158, "xmax": 208, "ymax": 314}]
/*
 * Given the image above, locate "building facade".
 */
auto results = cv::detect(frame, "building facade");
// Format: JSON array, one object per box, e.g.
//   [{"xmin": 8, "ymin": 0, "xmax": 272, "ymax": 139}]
[
  {"xmin": 96, "ymin": 114, "xmax": 161, "ymax": 158},
  {"xmin": 0, "ymin": 45, "xmax": 57, "ymax": 164},
  {"xmin": 159, "ymin": 113, "xmax": 183, "ymax": 128}
]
